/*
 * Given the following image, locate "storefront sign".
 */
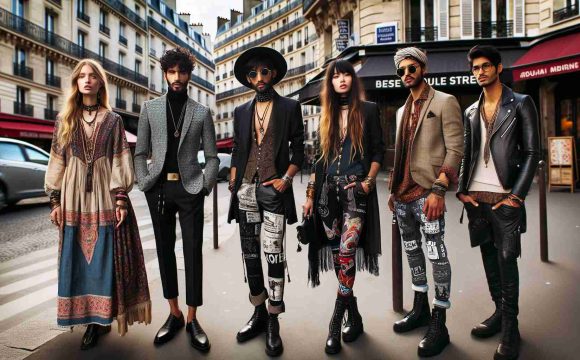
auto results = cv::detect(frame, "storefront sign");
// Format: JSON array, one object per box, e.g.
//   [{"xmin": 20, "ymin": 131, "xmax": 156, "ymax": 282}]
[
  {"xmin": 374, "ymin": 74, "xmax": 477, "ymax": 89},
  {"xmin": 513, "ymin": 56, "xmax": 580, "ymax": 81},
  {"xmin": 336, "ymin": 19, "xmax": 350, "ymax": 52},
  {"xmin": 375, "ymin": 22, "xmax": 398, "ymax": 44}
]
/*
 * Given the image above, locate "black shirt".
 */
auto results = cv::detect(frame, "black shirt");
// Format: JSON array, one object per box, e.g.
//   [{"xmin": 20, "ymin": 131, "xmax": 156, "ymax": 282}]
[
  {"xmin": 164, "ymin": 88, "xmax": 188, "ymax": 174},
  {"xmin": 327, "ymin": 135, "xmax": 365, "ymax": 176}
]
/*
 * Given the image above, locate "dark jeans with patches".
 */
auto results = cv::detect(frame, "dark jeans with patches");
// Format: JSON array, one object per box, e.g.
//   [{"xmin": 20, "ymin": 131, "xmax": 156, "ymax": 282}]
[
  {"xmin": 465, "ymin": 202, "xmax": 521, "ymax": 319},
  {"xmin": 394, "ymin": 194, "xmax": 452, "ymax": 309},
  {"xmin": 318, "ymin": 175, "xmax": 367, "ymax": 297},
  {"xmin": 237, "ymin": 180, "xmax": 286, "ymax": 314}
]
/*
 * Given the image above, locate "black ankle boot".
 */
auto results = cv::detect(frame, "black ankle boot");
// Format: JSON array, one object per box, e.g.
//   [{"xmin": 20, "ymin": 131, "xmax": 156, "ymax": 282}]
[
  {"xmin": 472, "ymin": 302, "xmax": 502, "ymax": 338},
  {"xmin": 394, "ymin": 291, "xmax": 431, "ymax": 333},
  {"xmin": 417, "ymin": 307, "xmax": 450, "ymax": 357},
  {"xmin": 265, "ymin": 314, "xmax": 283, "ymax": 357},
  {"xmin": 80, "ymin": 324, "xmax": 111, "ymax": 350},
  {"xmin": 494, "ymin": 317, "xmax": 520, "ymax": 360},
  {"xmin": 325, "ymin": 297, "xmax": 347, "ymax": 354},
  {"xmin": 342, "ymin": 296, "xmax": 364, "ymax": 342},
  {"xmin": 237, "ymin": 303, "xmax": 268, "ymax": 343}
]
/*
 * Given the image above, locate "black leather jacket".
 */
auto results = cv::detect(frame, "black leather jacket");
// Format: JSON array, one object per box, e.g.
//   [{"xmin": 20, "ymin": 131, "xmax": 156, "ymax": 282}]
[{"xmin": 457, "ymin": 85, "xmax": 540, "ymax": 199}]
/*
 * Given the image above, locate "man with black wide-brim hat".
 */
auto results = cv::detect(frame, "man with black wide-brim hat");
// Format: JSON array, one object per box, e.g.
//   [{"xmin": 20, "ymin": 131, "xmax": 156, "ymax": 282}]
[{"xmin": 227, "ymin": 46, "xmax": 304, "ymax": 356}]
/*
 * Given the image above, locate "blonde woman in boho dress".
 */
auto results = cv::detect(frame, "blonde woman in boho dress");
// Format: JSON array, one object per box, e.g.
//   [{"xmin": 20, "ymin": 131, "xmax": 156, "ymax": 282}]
[{"xmin": 45, "ymin": 59, "xmax": 151, "ymax": 350}]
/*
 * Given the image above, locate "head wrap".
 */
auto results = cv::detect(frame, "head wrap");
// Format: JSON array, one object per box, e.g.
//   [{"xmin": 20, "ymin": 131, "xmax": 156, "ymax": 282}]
[{"xmin": 394, "ymin": 47, "xmax": 428, "ymax": 68}]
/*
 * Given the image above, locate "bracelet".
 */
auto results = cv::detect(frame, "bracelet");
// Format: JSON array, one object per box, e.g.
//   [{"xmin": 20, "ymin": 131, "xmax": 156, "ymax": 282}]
[
  {"xmin": 363, "ymin": 176, "xmax": 376, "ymax": 192},
  {"xmin": 431, "ymin": 183, "xmax": 447, "ymax": 197},
  {"xmin": 282, "ymin": 174, "xmax": 293, "ymax": 185},
  {"xmin": 433, "ymin": 179, "xmax": 449, "ymax": 190},
  {"xmin": 306, "ymin": 181, "xmax": 315, "ymax": 199},
  {"xmin": 508, "ymin": 194, "xmax": 524, "ymax": 205},
  {"xmin": 49, "ymin": 190, "xmax": 61, "ymax": 211}
]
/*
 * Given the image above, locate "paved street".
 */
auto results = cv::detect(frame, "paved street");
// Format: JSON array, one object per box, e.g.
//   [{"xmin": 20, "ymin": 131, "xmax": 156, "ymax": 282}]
[{"xmin": 0, "ymin": 174, "xmax": 579, "ymax": 359}]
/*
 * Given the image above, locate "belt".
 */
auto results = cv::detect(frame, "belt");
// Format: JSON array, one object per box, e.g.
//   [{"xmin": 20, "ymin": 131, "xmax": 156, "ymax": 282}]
[
  {"xmin": 166, "ymin": 173, "xmax": 180, "ymax": 181},
  {"xmin": 325, "ymin": 174, "xmax": 362, "ymax": 183}
]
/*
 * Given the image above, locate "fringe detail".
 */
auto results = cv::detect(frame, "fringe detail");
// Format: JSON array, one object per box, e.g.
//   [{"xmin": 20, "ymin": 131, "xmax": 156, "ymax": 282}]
[
  {"xmin": 116, "ymin": 301, "xmax": 152, "ymax": 336},
  {"xmin": 308, "ymin": 245, "xmax": 380, "ymax": 287}
]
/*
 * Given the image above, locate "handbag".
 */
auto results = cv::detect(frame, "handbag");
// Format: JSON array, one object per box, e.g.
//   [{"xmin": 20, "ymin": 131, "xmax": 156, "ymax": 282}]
[{"xmin": 296, "ymin": 215, "xmax": 316, "ymax": 251}]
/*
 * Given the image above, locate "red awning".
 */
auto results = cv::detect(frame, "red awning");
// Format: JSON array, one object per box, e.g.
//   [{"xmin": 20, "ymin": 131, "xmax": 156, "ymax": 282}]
[
  {"xmin": 0, "ymin": 120, "xmax": 54, "ymax": 139},
  {"xmin": 216, "ymin": 137, "xmax": 233, "ymax": 149},
  {"xmin": 512, "ymin": 32, "xmax": 580, "ymax": 81}
]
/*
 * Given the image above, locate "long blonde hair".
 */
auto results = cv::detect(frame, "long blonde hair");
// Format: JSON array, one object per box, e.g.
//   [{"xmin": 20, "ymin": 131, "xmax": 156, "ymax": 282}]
[
  {"xmin": 319, "ymin": 60, "xmax": 365, "ymax": 166},
  {"xmin": 58, "ymin": 59, "xmax": 111, "ymax": 146}
]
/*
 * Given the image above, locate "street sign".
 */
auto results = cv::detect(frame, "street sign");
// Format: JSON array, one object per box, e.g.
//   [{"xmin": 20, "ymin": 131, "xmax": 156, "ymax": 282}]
[
  {"xmin": 375, "ymin": 22, "xmax": 398, "ymax": 44},
  {"xmin": 336, "ymin": 19, "xmax": 350, "ymax": 52}
]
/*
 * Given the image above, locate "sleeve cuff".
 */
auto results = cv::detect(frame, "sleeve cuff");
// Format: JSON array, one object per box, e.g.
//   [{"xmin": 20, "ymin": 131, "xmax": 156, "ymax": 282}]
[{"xmin": 439, "ymin": 165, "xmax": 459, "ymax": 184}]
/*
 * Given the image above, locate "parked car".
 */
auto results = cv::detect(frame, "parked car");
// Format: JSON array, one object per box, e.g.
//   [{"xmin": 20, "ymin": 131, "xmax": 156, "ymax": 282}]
[
  {"xmin": 0, "ymin": 138, "xmax": 50, "ymax": 209},
  {"xmin": 197, "ymin": 151, "xmax": 231, "ymax": 182}
]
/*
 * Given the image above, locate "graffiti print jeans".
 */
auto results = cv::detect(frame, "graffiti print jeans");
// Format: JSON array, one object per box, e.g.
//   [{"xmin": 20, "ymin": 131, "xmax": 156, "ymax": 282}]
[
  {"xmin": 394, "ymin": 194, "xmax": 452, "ymax": 309},
  {"xmin": 237, "ymin": 180, "xmax": 286, "ymax": 314},
  {"xmin": 318, "ymin": 175, "xmax": 367, "ymax": 297}
]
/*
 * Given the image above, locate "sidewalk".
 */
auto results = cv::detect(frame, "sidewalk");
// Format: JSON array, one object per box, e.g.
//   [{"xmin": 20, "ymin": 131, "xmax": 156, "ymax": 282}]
[{"xmin": 16, "ymin": 176, "xmax": 580, "ymax": 359}]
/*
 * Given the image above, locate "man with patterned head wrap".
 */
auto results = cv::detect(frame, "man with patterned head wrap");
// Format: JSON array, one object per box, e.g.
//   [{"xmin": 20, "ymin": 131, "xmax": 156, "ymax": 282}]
[{"xmin": 388, "ymin": 47, "xmax": 464, "ymax": 357}]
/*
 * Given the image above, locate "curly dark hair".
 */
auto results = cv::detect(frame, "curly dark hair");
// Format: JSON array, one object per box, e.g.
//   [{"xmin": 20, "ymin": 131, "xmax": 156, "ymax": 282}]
[{"xmin": 160, "ymin": 46, "xmax": 196, "ymax": 73}]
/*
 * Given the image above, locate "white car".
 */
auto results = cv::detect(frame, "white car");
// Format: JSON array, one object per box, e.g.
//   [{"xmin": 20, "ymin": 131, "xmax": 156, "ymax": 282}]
[
  {"xmin": 0, "ymin": 138, "xmax": 50, "ymax": 209},
  {"xmin": 197, "ymin": 151, "xmax": 231, "ymax": 181}
]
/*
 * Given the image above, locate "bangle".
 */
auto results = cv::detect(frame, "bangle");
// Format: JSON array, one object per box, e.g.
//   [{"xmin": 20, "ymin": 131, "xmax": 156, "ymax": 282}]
[
  {"xmin": 306, "ymin": 181, "xmax": 315, "ymax": 199},
  {"xmin": 508, "ymin": 194, "xmax": 524, "ymax": 205},
  {"xmin": 282, "ymin": 174, "xmax": 293, "ymax": 185},
  {"xmin": 363, "ymin": 176, "xmax": 376, "ymax": 192},
  {"xmin": 431, "ymin": 183, "xmax": 447, "ymax": 197}
]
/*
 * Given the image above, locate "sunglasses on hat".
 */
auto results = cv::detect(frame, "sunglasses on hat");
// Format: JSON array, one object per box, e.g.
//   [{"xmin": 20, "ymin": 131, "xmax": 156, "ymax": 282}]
[
  {"xmin": 248, "ymin": 68, "xmax": 272, "ymax": 79},
  {"xmin": 396, "ymin": 64, "xmax": 420, "ymax": 77}
]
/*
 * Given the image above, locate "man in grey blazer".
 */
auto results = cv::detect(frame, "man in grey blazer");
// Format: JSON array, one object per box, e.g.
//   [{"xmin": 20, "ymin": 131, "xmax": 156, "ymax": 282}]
[{"xmin": 134, "ymin": 47, "xmax": 218, "ymax": 352}]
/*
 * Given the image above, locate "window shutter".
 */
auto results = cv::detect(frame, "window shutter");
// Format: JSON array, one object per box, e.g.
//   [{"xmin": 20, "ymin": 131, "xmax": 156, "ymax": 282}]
[
  {"xmin": 514, "ymin": 0, "xmax": 525, "ymax": 36},
  {"xmin": 461, "ymin": 0, "xmax": 474, "ymax": 38},
  {"xmin": 439, "ymin": 0, "xmax": 449, "ymax": 40}
]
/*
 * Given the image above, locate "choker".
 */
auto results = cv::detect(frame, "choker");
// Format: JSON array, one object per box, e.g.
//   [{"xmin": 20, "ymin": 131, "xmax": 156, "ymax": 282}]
[
  {"xmin": 339, "ymin": 96, "xmax": 350, "ymax": 107},
  {"xmin": 255, "ymin": 87, "xmax": 275, "ymax": 102},
  {"xmin": 83, "ymin": 103, "xmax": 99, "ymax": 115}
]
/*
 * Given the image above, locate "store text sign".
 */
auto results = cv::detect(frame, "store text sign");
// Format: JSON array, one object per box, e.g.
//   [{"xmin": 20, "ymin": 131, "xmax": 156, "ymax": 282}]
[
  {"xmin": 375, "ymin": 22, "xmax": 398, "ymax": 44},
  {"xmin": 513, "ymin": 57, "xmax": 580, "ymax": 81},
  {"xmin": 375, "ymin": 74, "xmax": 477, "ymax": 88}
]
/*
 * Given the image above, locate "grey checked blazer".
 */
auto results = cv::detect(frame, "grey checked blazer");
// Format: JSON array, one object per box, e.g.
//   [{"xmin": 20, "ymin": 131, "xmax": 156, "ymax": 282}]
[{"xmin": 134, "ymin": 95, "xmax": 219, "ymax": 194}]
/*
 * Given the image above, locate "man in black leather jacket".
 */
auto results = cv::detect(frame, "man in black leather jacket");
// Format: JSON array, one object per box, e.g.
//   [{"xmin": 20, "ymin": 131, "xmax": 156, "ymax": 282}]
[{"xmin": 457, "ymin": 45, "xmax": 540, "ymax": 360}]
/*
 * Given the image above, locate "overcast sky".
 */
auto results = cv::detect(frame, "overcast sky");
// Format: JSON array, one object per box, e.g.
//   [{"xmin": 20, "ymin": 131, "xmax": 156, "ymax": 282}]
[{"xmin": 178, "ymin": 0, "xmax": 244, "ymax": 41}]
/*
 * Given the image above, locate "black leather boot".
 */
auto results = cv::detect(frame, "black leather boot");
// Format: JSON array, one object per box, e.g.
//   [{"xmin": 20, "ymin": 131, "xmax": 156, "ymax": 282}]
[
  {"xmin": 472, "ymin": 302, "xmax": 502, "ymax": 338},
  {"xmin": 80, "ymin": 324, "xmax": 111, "ymax": 350},
  {"xmin": 265, "ymin": 314, "xmax": 283, "ymax": 357},
  {"xmin": 494, "ymin": 317, "xmax": 520, "ymax": 360},
  {"xmin": 325, "ymin": 297, "xmax": 347, "ymax": 354},
  {"xmin": 186, "ymin": 319, "xmax": 211, "ymax": 352},
  {"xmin": 417, "ymin": 307, "xmax": 450, "ymax": 357},
  {"xmin": 342, "ymin": 296, "xmax": 364, "ymax": 342},
  {"xmin": 153, "ymin": 312, "xmax": 185, "ymax": 345},
  {"xmin": 393, "ymin": 291, "xmax": 431, "ymax": 333},
  {"xmin": 237, "ymin": 303, "xmax": 268, "ymax": 342}
]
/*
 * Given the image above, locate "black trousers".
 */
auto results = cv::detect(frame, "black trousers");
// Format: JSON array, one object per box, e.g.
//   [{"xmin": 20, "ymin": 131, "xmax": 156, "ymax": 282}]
[
  {"xmin": 145, "ymin": 181, "xmax": 205, "ymax": 307},
  {"xmin": 465, "ymin": 202, "xmax": 521, "ymax": 318}
]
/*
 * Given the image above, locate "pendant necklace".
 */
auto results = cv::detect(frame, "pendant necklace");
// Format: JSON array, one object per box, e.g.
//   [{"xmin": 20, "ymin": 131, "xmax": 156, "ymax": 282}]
[
  {"xmin": 168, "ymin": 102, "xmax": 187, "ymax": 138},
  {"xmin": 255, "ymin": 100, "xmax": 272, "ymax": 136}
]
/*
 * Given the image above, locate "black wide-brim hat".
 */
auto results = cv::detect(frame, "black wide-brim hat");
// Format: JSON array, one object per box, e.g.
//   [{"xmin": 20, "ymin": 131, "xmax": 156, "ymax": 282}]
[{"xmin": 234, "ymin": 47, "xmax": 287, "ymax": 88}]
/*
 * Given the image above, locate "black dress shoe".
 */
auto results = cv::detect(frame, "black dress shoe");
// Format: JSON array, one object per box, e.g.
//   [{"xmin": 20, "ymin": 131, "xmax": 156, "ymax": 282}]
[
  {"xmin": 265, "ymin": 314, "xmax": 283, "ymax": 357},
  {"xmin": 237, "ymin": 303, "xmax": 268, "ymax": 343},
  {"xmin": 80, "ymin": 324, "xmax": 111, "ymax": 350},
  {"xmin": 154, "ymin": 312, "xmax": 185, "ymax": 345},
  {"xmin": 186, "ymin": 319, "xmax": 211, "ymax": 352}
]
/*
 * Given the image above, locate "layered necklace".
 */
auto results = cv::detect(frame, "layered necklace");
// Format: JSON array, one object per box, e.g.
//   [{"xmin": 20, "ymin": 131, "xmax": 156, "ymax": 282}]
[
  {"xmin": 80, "ymin": 109, "xmax": 102, "ymax": 192},
  {"xmin": 255, "ymin": 100, "xmax": 272, "ymax": 137},
  {"xmin": 81, "ymin": 103, "xmax": 99, "ymax": 128},
  {"xmin": 83, "ymin": 103, "xmax": 99, "ymax": 115}
]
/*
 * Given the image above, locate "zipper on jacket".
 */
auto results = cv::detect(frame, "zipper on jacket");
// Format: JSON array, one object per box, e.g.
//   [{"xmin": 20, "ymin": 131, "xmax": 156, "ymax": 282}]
[{"xmin": 500, "ymin": 117, "xmax": 517, "ymax": 138}]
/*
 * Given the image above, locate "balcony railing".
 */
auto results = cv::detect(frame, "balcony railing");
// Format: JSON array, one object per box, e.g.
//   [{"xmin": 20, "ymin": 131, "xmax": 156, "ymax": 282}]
[
  {"xmin": 303, "ymin": 0, "xmax": 317, "ymax": 13},
  {"xmin": 222, "ymin": 112, "xmax": 228, "ymax": 119},
  {"xmin": 216, "ymin": 134, "xmax": 222, "ymax": 140},
  {"xmin": 224, "ymin": 132, "xmax": 230, "ymax": 138},
  {"xmin": 553, "ymin": 4, "xmax": 579, "ymax": 22},
  {"xmin": 135, "ymin": 44, "xmax": 143, "ymax": 54},
  {"xmin": 77, "ymin": 11, "xmax": 90, "ymax": 24},
  {"xmin": 119, "ymin": 35, "xmax": 128, "ymax": 46},
  {"xmin": 13, "ymin": 63, "xmax": 33, "ymax": 80},
  {"xmin": 101, "ymin": 0, "xmax": 146, "ymax": 30},
  {"xmin": 149, "ymin": 48, "xmax": 157, "ymax": 57},
  {"xmin": 222, "ymin": 72, "xmax": 227, "ymax": 79},
  {"xmin": 474, "ymin": 20, "xmax": 513, "ymax": 38},
  {"xmin": 46, "ymin": 74, "xmax": 61, "ymax": 87},
  {"xmin": 216, "ymin": 86, "xmax": 252, "ymax": 100},
  {"xmin": 296, "ymin": 41, "xmax": 302, "ymax": 48},
  {"xmin": 116, "ymin": 98, "xmax": 126, "ymax": 109},
  {"xmin": 45, "ymin": 108, "xmax": 58, "ymax": 120},
  {"xmin": 149, "ymin": 83, "xmax": 156, "ymax": 91},
  {"xmin": 288, "ymin": 44, "xmax": 294, "ymax": 52},
  {"xmin": 132, "ymin": 103, "xmax": 141, "ymax": 113},
  {"xmin": 286, "ymin": 63, "xmax": 316, "ymax": 78},
  {"xmin": 281, "ymin": 48, "xmax": 286, "ymax": 55},
  {"xmin": 190, "ymin": 73, "xmax": 215, "ymax": 92},
  {"xmin": 405, "ymin": 26, "xmax": 438, "ymax": 42},
  {"xmin": 215, "ymin": 17, "xmax": 306, "ymax": 63},
  {"xmin": 229, "ymin": 70, "xmax": 234, "ymax": 77},
  {"xmin": 14, "ymin": 102, "xmax": 33, "ymax": 116},
  {"xmin": 217, "ymin": 113, "xmax": 222, "ymax": 120},
  {"xmin": 99, "ymin": 24, "xmax": 110, "ymax": 36},
  {"xmin": 215, "ymin": 0, "xmax": 302, "ymax": 47},
  {"xmin": 48, "ymin": 0, "xmax": 62, "ymax": 6},
  {"xmin": 0, "ymin": 8, "xmax": 148, "ymax": 86},
  {"xmin": 148, "ymin": 17, "xmax": 215, "ymax": 69}
]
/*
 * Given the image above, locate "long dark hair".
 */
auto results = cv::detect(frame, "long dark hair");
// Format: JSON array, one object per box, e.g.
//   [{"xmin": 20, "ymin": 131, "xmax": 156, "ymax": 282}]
[{"xmin": 319, "ymin": 59, "xmax": 366, "ymax": 165}]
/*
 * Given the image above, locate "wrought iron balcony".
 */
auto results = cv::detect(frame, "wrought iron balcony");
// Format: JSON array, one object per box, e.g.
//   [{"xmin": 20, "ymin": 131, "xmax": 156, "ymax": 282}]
[
  {"xmin": 190, "ymin": 73, "xmax": 215, "ymax": 92},
  {"xmin": 553, "ymin": 3, "xmax": 579, "ymax": 22},
  {"xmin": 217, "ymin": 113, "xmax": 222, "ymax": 120},
  {"xmin": 46, "ymin": 74, "xmax": 61, "ymax": 87},
  {"xmin": 13, "ymin": 63, "xmax": 33, "ymax": 80},
  {"xmin": 303, "ymin": 0, "xmax": 317, "ymax": 13},
  {"xmin": 77, "ymin": 11, "xmax": 90, "ymax": 24},
  {"xmin": 149, "ymin": 48, "xmax": 157, "ymax": 57},
  {"xmin": 474, "ymin": 21, "xmax": 513, "ymax": 38},
  {"xmin": 0, "ymin": 8, "xmax": 148, "ymax": 86},
  {"xmin": 116, "ymin": 98, "xmax": 126, "ymax": 109},
  {"xmin": 101, "ymin": 0, "xmax": 146, "ymax": 30},
  {"xmin": 119, "ymin": 35, "xmax": 128, "ymax": 46},
  {"xmin": 14, "ymin": 102, "xmax": 33, "ymax": 116},
  {"xmin": 132, "ymin": 103, "xmax": 141, "ymax": 113},
  {"xmin": 281, "ymin": 48, "xmax": 286, "ymax": 55},
  {"xmin": 135, "ymin": 44, "xmax": 143, "ymax": 54},
  {"xmin": 222, "ymin": 72, "xmax": 227, "ymax": 79},
  {"xmin": 230, "ymin": 70, "xmax": 234, "ymax": 77},
  {"xmin": 296, "ymin": 41, "xmax": 302, "ymax": 49},
  {"xmin": 216, "ymin": 86, "xmax": 252, "ymax": 100},
  {"xmin": 148, "ymin": 17, "xmax": 215, "ymax": 69},
  {"xmin": 286, "ymin": 63, "xmax": 316, "ymax": 78},
  {"xmin": 405, "ymin": 27, "xmax": 438, "ymax": 42},
  {"xmin": 149, "ymin": 83, "xmax": 156, "ymax": 91},
  {"xmin": 222, "ymin": 112, "xmax": 228, "ymax": 119},
  {"xmin": 45, "ymin": 108, "xmax": 59, "ymax": 120},
  {"xmin": 288, "ymin": 44, "xmax": 294, "ymax": 53},
  {"xmin": 99, "ymin": 24, "xmax": 110, "ymax": 36},
  {"xmin": 216, "ymin": 133, "xmax": 222, "ymax": 140},
  {"xmin": 48, "ymin": 0, "xmax": 62, "ymax": 6}
]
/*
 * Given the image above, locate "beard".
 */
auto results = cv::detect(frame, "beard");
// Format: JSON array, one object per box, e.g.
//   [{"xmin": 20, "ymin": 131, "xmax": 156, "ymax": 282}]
[
  {"xmin": 254, "ymin": 81, "xmax": 272, "ymax": 93},
  {"xmin": 167, "ymin": 79, "xmax": 188, "ymax": 93},
  {"xmin": 402, "ymin": 73, "xmax": 423, "ymax": 89}
]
